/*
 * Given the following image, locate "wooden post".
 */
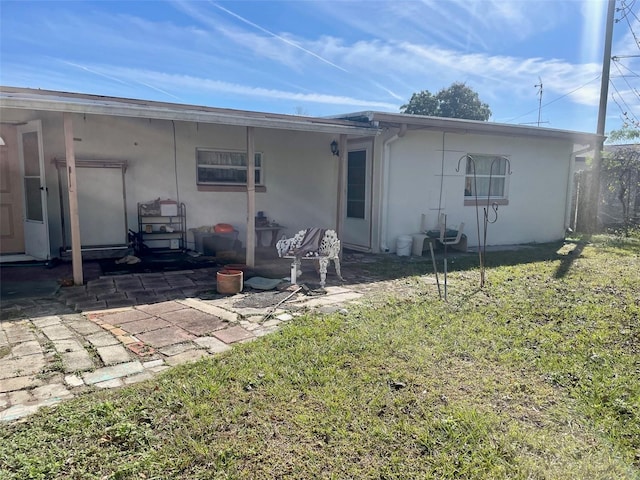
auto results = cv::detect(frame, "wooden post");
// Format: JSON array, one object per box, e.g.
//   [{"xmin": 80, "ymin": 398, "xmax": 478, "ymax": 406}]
[
  {"xmin": 246, "ymin": 127, "xmax": 256, "ymax": 267},
  {"xmin": 335, "ymin": 134, "xmax": 347, "ymax": 239},
  {"xmin": 63, "ymin": 113, "xmax": 83, "ymax": 285}
]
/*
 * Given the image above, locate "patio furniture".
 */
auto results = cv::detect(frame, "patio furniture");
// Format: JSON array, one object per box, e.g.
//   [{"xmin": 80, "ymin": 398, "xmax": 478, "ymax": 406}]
[
  {"xmin": 276, "ymin": 228, "xmax": 343, "ymax": 287},
  {"xmin": 412, "ymin": 214, "xmax": 466, "ymax": 256}
]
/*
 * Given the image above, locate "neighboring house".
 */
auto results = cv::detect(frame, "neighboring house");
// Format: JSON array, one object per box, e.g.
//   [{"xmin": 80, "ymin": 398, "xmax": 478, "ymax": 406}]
[{"xmin": 0, "ymin": 87, "xmax": 601, "ymax": 283}]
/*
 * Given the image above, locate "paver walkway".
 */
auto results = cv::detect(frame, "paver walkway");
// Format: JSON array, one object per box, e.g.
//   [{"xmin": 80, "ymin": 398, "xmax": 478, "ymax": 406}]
[{"xmin": 0, "ymin": 267, "xmax": 365, "ymax": 422}]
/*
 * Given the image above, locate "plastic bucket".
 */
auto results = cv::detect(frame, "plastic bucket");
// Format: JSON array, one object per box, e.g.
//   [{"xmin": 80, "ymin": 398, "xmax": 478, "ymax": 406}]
[
  {"xmin": 216, "ymin": 269, "xmax": 243, "ymax": 294},
  {"xmin": 396, "ymin": 235, "xmax": 413, "ymax": 256}
]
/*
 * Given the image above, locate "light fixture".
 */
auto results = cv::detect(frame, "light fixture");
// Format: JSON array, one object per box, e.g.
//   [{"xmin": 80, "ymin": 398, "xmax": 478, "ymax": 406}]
[
  {"xmin": 0, "ymin": 136, "xmax": 4, "ymax": 146},
  {"xmin": 330, "ymin": 140, "xmax": 339, "ymax": 156}
]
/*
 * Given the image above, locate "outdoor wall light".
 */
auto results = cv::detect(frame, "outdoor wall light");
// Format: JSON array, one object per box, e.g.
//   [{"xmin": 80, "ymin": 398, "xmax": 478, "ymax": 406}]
[{"xmin": 330, "ymin": 140, "xmax": 339, "ymax": 156}]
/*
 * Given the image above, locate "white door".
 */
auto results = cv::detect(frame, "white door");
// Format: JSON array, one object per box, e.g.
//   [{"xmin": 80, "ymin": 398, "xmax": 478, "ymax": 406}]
[
  {"xmin": 342, "ymin": 141, "xmax": 372, "ymax": 250},
  {"xmin": 0, "ymin": 124, "xmax": 25, "ymax": 255},
  {"xmin": 17, "ymin": 120, "xmax": 50, "ymax": 259}
]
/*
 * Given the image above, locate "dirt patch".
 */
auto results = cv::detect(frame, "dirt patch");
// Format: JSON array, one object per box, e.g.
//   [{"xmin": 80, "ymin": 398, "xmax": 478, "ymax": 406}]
[{"xmin": 233, "ymin": 291, "xmax": 294, "ymax": 309}]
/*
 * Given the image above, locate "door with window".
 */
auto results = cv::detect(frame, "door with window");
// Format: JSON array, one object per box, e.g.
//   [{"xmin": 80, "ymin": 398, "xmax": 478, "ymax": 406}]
[
  {"xmin": 17, "ymin": 120, "xmax": 50, "ymax": 259},
  {"xmin": 342, "ymin": 142, "xmax": 372, "ymax": 250}
]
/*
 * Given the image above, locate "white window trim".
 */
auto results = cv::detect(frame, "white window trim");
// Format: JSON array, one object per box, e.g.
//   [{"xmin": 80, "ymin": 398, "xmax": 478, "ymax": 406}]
[{"xmin": 196, "ymin": 148, "xmax": 263, "ymax": 186}]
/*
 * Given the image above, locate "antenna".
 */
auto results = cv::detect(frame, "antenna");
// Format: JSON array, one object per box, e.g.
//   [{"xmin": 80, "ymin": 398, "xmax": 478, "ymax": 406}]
[{"xmin": 534, "ymin": 77, "xmax": 543, "ymax": 127}]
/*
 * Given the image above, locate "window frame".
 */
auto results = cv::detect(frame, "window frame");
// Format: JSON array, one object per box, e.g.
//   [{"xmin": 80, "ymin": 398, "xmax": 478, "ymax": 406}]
[
  {"xmin": 463, "ymin": 154, "xmax": 510, "ymax": 206},
  {"xmin": 196, "ymin": 148, "xmax": 264, "ymax": 189}
]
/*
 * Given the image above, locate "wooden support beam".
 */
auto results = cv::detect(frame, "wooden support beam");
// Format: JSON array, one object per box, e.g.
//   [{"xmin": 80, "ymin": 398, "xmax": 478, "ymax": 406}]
[
  {"xmin": 63, "ymin": 113, "xmax": 83, "ymax": 285},
  {"xmin": 246, "ymin": 126, "xmax": 256, "ymax": 267}
]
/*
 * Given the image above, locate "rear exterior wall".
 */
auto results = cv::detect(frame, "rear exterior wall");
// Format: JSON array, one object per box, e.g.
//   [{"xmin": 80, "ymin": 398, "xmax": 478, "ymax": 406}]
[
  {"xmin": 1, "ymin": 109, "xmax": 341, "ymax": 257},
  {"xmin": 379, "ymin": 130, "xmax": 573, "ymax": 251}
]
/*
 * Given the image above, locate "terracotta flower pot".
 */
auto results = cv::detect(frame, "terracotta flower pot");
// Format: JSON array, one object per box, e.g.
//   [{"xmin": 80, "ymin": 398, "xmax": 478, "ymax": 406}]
[{"xmin": 216, "ymin": 269, "xmax": 243, "ymax": 294}]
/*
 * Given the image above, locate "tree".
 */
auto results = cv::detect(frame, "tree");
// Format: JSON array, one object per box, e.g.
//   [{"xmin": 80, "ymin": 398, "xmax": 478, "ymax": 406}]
[
  {"xmin": 601, "ymin": 127, "xmax": 640, "ymax": 233},
  {"xmin": 607, "ymin": 126, "xmax": 640, "ymax": 143},
  {"xmin": 400, "ymin": 82, "xmax": 491, "ymax": 121}
]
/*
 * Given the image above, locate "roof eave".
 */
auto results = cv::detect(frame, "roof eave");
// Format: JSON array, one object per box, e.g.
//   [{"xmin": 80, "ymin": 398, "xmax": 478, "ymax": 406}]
[
  {"xmin": 331, "ymin": 111, "xmax": 604, "ymax": 146},
  {"xmin": 0, "ymin": 89, "xmax": 379, "ymax": 136}
]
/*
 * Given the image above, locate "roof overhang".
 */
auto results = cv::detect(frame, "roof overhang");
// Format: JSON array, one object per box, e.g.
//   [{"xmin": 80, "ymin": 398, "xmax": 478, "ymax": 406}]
[
  {"xmin": 0, "ymin": 87, "xmax": 379, "ymax": 137},
  {"xmin": 330, "ymin": 110, "xmax": 604, "ymax": 147}
]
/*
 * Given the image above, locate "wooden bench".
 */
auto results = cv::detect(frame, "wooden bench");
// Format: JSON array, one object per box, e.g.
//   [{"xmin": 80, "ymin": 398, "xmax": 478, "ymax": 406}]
[{"xmin": 276, "ymin": 229, "xmax": 343, "ymax": 288}]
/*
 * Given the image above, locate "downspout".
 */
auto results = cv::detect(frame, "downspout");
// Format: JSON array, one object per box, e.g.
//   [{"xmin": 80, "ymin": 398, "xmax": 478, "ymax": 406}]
[
  {"xmin": 565, "ymin": 151, "xmax": 577, "ymax": 231},
  {"xmin": 335, "ymin": 134, "xmax": 348, "ymax": 240},
  {"xmin": 565, "ymin": 145, "xmax": 593, "ymax": 231},
  {"xmin": 379, "ymin": 127, "xmax": 405, "ymax": 252}
]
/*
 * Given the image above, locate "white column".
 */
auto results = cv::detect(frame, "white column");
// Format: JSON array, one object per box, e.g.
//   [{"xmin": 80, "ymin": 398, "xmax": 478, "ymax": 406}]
[{"xmin": 246, "ymin": 127, "xmax": 256, "ymax": 267}]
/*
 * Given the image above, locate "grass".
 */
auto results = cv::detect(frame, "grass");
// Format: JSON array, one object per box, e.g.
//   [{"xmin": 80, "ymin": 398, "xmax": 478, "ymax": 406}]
[{"xmin": 1, "ymin": 237, "xmax": 639, "ymax": 479}]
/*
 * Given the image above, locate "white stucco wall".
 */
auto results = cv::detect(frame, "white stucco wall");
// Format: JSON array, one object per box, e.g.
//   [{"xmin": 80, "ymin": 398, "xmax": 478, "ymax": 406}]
[
  {"xmin": 381, "ymin": 130, "xmax": 574, "ymax": 251},
  {"xmin": 2, "ymin": 109, "xmax": 340, "ymax": 257},
  {"xmin": 1, "ymin": 106, "xmax": 576, "ymax": 259}
]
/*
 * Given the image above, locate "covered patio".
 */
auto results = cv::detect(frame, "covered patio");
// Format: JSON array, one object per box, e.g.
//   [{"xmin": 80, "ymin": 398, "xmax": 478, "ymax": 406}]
[{"xmin": 0, "ymin": 87, "xmax": 379, "ymax": 286}]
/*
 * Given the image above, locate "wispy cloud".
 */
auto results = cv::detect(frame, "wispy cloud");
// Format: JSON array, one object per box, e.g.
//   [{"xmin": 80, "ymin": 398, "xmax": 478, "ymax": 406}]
[
  {"xmin": 318, "ymin": 0, "xmax": 568, "ymax": 55},
  {"xmin": 62, "ymin": 61, "xmax": 183, "ymax": 101},
  {"xmin": 303, "ymin": 35, "xmax": 603, "ymax": 107},
  {"xmin": 171, "ymin": 1, "xmax": 349, "ymax": 73},
  {"xmin": 61, "ymin": 61, "xmax": 129, "ymax": 85},
  {"xmin": 64, "ymin": 64, "xmax": 398, "ymax": 109},
  {"xmin": 2, "ymin": 0, "xmax": 633, "ymax": 130},
  {"xmin": 211, "ymin": 2, "xmax": 348, "ymax": 73},
  {"xmin": 13, "ymin": 9, "xmax": 610, "ymax": 113},
  {"xmin": 135, "ymin": 81, "xmax": 183, "ymax": 101}
]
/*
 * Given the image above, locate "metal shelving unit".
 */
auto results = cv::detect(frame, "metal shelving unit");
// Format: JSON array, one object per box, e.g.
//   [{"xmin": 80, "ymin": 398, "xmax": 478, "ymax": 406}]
[{"xmin": 137, "ymin": 202, "xmax": 186, "ymax": 253}]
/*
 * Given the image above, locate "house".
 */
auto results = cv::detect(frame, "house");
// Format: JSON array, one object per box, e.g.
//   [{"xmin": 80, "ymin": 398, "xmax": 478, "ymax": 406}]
[{"xmin": 0, "ymin": 87, "xmax": 601, "ymax": 285}]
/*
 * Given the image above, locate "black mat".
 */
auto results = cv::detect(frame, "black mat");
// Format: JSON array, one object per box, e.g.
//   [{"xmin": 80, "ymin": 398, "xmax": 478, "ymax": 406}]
[
  {"xmin": 99, "ymin": 253, "xmax": 219, "ymax": 275},
  {"xmin": 1, "ymin": 280, "xmax": 60, "ymax": 300}
]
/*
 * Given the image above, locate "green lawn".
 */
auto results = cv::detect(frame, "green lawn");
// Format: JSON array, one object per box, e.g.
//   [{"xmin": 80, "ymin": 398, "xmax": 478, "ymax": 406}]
[{"xmin": 1, "ymin": 237, "xmax": 639, "ymax": 479}]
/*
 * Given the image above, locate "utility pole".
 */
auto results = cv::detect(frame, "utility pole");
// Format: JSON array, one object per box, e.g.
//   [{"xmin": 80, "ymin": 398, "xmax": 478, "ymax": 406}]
[
  {"xmin": 589, "ymin": 0, "xmax": 616, "ymax": 232},
  {"xmin": 535, "ymin": 77, "xmax": 543, "ymax": 127}
]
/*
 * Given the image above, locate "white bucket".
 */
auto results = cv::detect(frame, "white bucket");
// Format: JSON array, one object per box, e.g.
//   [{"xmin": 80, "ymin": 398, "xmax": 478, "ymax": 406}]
[{"xmin": 396, "ymin": 235, "xmax": 413, "ymax": 256}]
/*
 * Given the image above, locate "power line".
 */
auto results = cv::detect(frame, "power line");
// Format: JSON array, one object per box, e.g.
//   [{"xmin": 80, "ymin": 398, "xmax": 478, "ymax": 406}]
[
  {"xmin": 619, "ymin": 3, "xmax": 640, "ymax": 48},
  {"xmin": 612, "ymin": 59, "xmax": 640, "ymax": 99},
  {"xmin": 617, "ymin": 0, "xmax": 638, "ymax": 22},
  {"xmin": 504, "ymin": 75, "xmax": 601, "ymax": 123},
  {"xmin": 609, "ymin": 77, "xmax": 640, "ymax": 126},
  {"xmin": 611, "ymin": 58, "xmax": 640, "ymax": 76},
  {"xmin": 610, "ymin": 78, "xmax": 640, "ymax": 126},
  {"xmin": 508, "ymin": 1, "xmax": 638, "ymax": 128},
  {"xmin": 610, "ymin": 0, "xmax": 640, "ymax": 127}
]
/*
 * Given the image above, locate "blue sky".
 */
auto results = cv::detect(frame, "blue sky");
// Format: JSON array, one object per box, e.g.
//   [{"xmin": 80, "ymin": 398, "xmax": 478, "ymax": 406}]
[{"xmin": 1, "ymin": 0, "xmax": 639, "ymax": 134}]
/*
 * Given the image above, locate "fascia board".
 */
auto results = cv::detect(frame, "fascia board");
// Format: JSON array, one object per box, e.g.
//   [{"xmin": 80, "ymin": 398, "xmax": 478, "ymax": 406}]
[
  {"xmin": 0, "ymin": 94, "xmax": 378, "ymax": 136},
  {"xmin": 333, "ymin": 111, "xmax": 603, "ymax": 146}
]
